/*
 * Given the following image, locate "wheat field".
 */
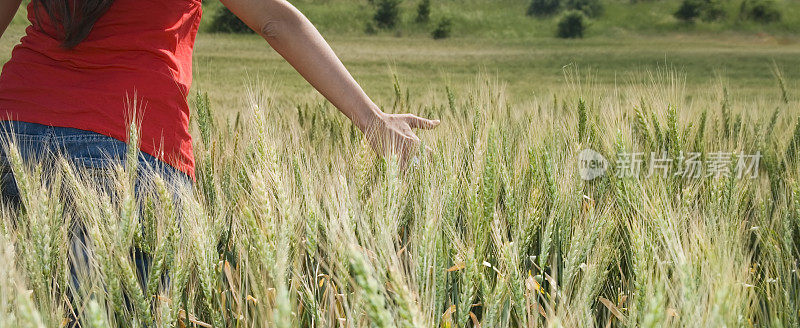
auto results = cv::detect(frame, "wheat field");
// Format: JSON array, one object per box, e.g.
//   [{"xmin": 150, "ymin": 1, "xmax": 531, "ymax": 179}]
[{"xmin": 0, "ymin": 68, "xmax": 798, "ymax": 328}]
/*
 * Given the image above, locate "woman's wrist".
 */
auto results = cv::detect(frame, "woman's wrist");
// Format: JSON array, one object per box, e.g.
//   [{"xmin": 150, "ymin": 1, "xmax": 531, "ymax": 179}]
[{"xmin": 352, "ymin": 103, "xmax": 384, "ymax": 133}]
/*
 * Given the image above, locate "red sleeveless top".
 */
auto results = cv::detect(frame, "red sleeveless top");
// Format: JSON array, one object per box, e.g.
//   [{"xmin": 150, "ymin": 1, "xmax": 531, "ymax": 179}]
[{"xmin": 0, "ymin": 0, "xmax": 203, "ymax": 178}]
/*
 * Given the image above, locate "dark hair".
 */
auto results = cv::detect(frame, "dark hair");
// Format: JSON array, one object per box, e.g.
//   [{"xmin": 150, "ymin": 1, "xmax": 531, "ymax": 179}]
[{"xmin": 32, "ymin": 0, "xmax": 116, "ymax": 49}]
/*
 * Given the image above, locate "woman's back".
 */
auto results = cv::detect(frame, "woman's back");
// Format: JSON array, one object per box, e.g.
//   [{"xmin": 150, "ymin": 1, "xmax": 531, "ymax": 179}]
[{"xmin": 0, "ymin": 0, "xmax": 202, "ymax": 177}]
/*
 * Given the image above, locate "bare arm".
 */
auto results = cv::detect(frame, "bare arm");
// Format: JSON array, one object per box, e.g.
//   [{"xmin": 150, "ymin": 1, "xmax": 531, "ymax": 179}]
[
  {"xmin": 220, "ymin": 0, "xmax": 439, "ymax": 162},
  {"xmin": 0, "ymin": 0, "xmax": 21, "ymax": 39}
]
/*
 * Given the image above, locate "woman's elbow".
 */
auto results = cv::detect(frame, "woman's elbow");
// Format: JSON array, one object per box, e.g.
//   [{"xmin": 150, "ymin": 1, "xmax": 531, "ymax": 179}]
[
  {"xmin": 258, "ymin": 20, "xmax": 284, "ymax": 40},
  {"xmin": 257, "ymin": 2, "xmax": 307, "ymax": 41}
]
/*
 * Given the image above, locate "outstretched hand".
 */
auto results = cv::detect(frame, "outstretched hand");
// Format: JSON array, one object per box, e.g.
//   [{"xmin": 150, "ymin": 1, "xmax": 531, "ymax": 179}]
[{"xmin": 363, "ymin": 112, "xmax": 440, "ymax": 167}]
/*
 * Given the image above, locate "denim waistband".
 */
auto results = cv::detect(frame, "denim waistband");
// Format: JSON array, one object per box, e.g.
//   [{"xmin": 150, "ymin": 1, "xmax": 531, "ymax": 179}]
[{"xmin": 0, "ymin": 120, "xmax": 190, "ymax": 184}]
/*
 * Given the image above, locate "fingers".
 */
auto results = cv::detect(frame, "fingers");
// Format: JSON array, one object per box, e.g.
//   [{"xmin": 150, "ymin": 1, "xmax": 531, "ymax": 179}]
[
  {"xmin": 404, "ymin": 114, "xmax": 441, "ymax": 130},
  {"xmin": 398, "ymin": 137, "xmax": 429, "ymax": 171},
  {"xmin": 394, "ymin": 135, "xmax": 419, "ymax": 157},
  {"xmin": 388, "ymin": 133, "xmax": 419, "ymax": 166},
  {"xmin": 364, "ymin": 113, "xmax": 440, "ymax": 170}
]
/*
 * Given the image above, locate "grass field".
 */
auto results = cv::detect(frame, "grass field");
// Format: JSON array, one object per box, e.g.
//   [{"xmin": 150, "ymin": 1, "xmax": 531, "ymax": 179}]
[
  {"xmin": 1, "ymin": 0, "xmax": 800, "ymax": 327},
  {"xmin": 190, "ymin": 33, "xmax": 800, "ymax": 109},
  {"xmin": 2, "ymin": 0, "xmax": 799, "ymax": 109},
  {"xmin": 189, "ymin": 0, "xmax": 800, "ymax": 111}
]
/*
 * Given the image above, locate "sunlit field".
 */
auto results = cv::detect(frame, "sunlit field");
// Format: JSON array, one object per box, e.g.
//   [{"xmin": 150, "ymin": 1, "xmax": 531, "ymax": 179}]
[
  {"xmin": 1, "ymin": 67, "xmax": 798, "ymax": 326},
  {"xmin": 1, "ymin": 0, "xmax": 800, "ymax": 327}
]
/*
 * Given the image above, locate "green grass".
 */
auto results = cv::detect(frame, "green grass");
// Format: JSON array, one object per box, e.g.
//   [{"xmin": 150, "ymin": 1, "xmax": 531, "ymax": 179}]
[
  {"xmin": 255, "ymin": 0, "xmax": 800, "ymax": 38},
  {"xmin": 2, "ymin": 1, "xmax": 798, "ymax": 113},
  {"xmin": 193, "ymin": 0, "xmax": 800, "ymax": 113},
  {"xmin": 189, "ymin": 32, "xmax": 800, "ymax": 120}
]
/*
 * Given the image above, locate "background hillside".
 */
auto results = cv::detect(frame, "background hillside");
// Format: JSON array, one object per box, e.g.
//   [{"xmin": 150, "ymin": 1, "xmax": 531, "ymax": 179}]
[{"xmin": 201, "ymin": 0, "xmax": 800, "ymax": 39}]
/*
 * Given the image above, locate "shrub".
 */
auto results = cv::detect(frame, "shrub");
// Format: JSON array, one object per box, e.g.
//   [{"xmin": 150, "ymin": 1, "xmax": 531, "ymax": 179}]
[
  {"xmin": 209, "ymin": 6, "xmax": 253, "ymax": 34},
  {"xmin": 675, "ymin": 0, "xmax": 725, "ymax": 22},
  {"xmin": 416, "ymin": 0, "xmax": 431, "ymax": 23},
  {"xmin": 556, "ymin": 10, "xmax": 587, "ymax": 38},
  {"xmin": 565, "ymin": 0, "xmax": 604, "ymax": 18},
  {"xmin": 675, "ymin": 0, "xmax": 702, "ymax": 20},
  {"xmin": 527, "ymin": 0, "xmax": 562, "ymax": 17},
  {"xmin": 364, "ymin": 22, "xmax": 378, "ymax": 34},
  {"xmin": 431, "ymin": 18, "xmax": 452, "ymax": 39},
  {"xmin": 700, "ymin": 0, "xmax": 726, "ymax": 21},
  {"xmin": 744, "ymin": 0, "xmax": 781, "ymax": 23},
  {"xmin": 374, "ymin": 0, "xmax": 402, "ymax": 29}
]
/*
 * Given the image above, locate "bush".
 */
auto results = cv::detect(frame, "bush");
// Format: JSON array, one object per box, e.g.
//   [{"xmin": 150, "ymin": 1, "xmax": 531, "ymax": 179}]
[
  {"xmin": 527, "ymin": 0, "xmax": 561, "ymax": 17},
  {"xmin": 565, "ymin": 0, "xmax": 604, "ymax": 18},
  {"xmin": 364, "ymin": 22, "xmax": 378, "ymax": 34},
  {"xmin": 374, "ymin": 0, "xmax": 402, "ymax": 29},
  {"xmin": 674, "ymin": 0, "xmax": 725, "ymax": 22},
  {"xmin": 743, "ymin": 0, "xmax": 781, "ymax": 23},
  {"xmin": 556, "ymin": 10, "xmax": 587, "ymax": 38},
  {"xmin": 431, "ymin": 18, "xmax": 452, "ymax": 39},
  {"xmin": 209, "ymin": 6, "xmax": 253, "ymax": 34},
  {"xmin": 416, "ymin": 0, "xmax": 431, "ymax": 23},
  {"xmin": 700, "ymin": 0, "xmax": 726, "ymax": 21},
  {"xmin": 675, "ymin": 0, "xmax": 702, "ymax": 20}
]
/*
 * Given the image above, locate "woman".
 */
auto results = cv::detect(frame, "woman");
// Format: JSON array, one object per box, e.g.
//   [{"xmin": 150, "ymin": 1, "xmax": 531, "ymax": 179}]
[{"xmin": 0, "ymin": 0, "xmax": 439, "ymax": 185}]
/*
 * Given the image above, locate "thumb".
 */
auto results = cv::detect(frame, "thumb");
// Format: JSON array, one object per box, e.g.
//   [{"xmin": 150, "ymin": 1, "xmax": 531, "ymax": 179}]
[{"xmin": 406, "ymin": 115, "xmax": 441, "ymax": 130}]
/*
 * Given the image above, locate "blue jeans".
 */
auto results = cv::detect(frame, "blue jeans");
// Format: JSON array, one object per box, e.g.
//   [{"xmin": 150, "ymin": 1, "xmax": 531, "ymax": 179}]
[
  {"xmin": 0, "ymin": 121, "xmax": 190, "ymax": 324},
  {"xmin": 0, "ymin": 121, "xmax": 191, "ymax": 201}
]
